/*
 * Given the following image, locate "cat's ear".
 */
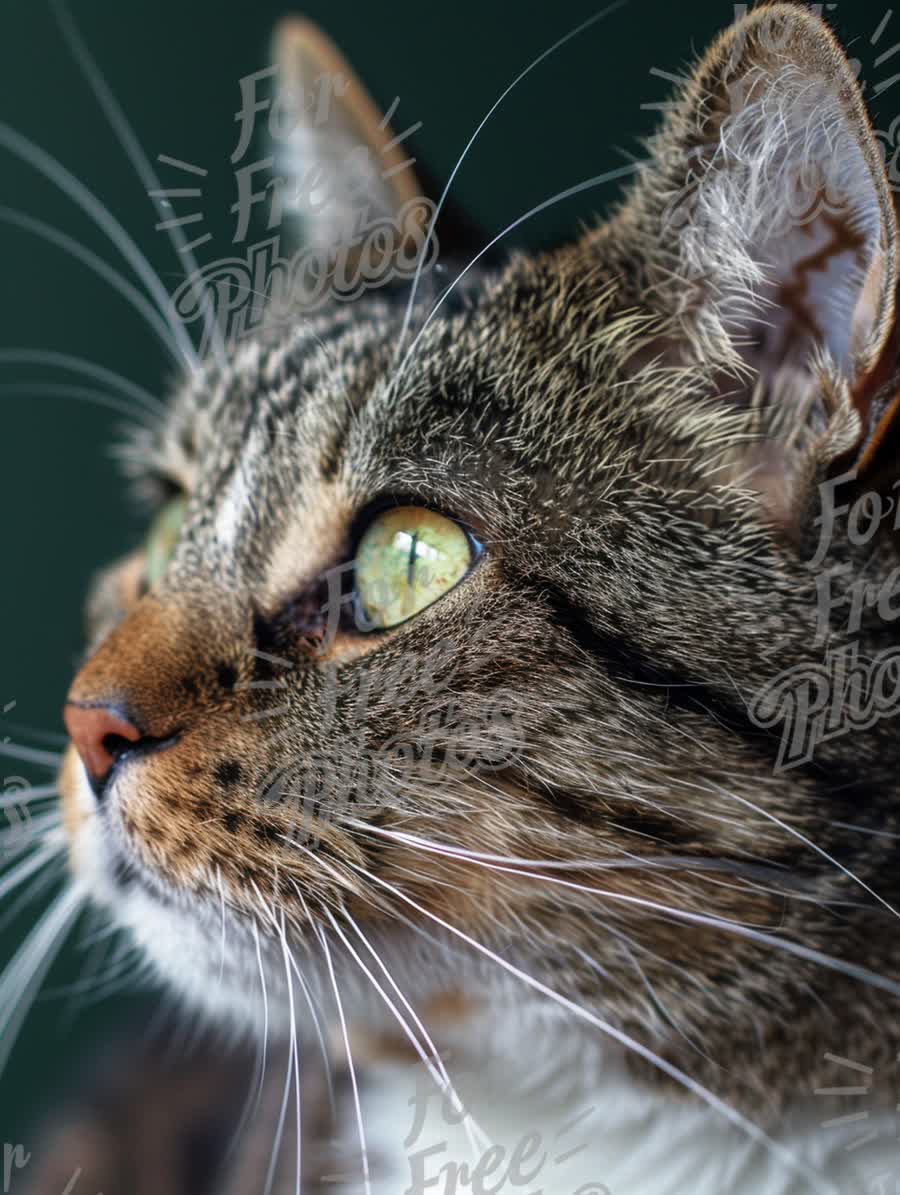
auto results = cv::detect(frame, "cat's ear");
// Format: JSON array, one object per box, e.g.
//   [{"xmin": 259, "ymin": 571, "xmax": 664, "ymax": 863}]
[
  {"xmin": 272, "ymin": 18, "xmax": 430, "ymax": 257},
  {"xmin": 618, "ymin": 2, "xmax": 899, "ymax": 479}
]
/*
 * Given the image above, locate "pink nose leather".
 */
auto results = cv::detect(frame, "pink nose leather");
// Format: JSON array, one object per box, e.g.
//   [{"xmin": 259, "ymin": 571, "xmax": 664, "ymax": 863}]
[{"xmin": 64, "ymin": 703, "xmax": 142, "ymax": 788}]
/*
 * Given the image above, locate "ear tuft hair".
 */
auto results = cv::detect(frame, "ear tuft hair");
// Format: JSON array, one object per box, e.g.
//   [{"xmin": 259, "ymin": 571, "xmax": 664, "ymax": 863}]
[{"xmin": 613, "ymin": 3, "xmax": 898, "ymax": 476}]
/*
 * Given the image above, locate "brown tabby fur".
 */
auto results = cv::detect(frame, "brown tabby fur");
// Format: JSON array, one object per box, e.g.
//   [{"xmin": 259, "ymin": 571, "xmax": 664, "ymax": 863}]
[{"xmin": 24, "ymin": 2, "xmax": 900, "ymax": 1189}]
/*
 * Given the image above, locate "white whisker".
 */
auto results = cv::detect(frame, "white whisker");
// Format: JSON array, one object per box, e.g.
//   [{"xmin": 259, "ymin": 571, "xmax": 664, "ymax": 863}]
[
  {"xmin": 315, "ymin": 922, "xmax": 372, "ymax": 1195},
  {"xmin": 0, "ymin": 382, "xmax": 157, "ymax": 427},
  {"xmin": 252, "ymin": 905, "xmax": 296, "ymax": 1195},
  {"xmin": 0, "ymin": 811, "xmax": 63, "ymax": 845},
  {"xmin": 0, "ymin": 883, "xmax": 85, "ymax": 1079},
  {"xmin": 251, "ymin": 920, "xmax": 271, "ymax": 1119},
  {"xmin": 278, "ymin": 911, "xmax": 303, "ymax": 1195},
  {"xmin": 830, "ymin": 820, "xmax": 900, "ymax": 841},
  {"xmin": 0, "ymin": 350, "xmax": 162, "ymax": 418},
  {"xmin": 0, "ymin": 839, "xmax": 66, "ymax": 904},
  {"xmin": 391, "ymin": 160, "xmax": 643, "ymax": 394},
  {"xmin": 0, "ymin": 839, "xmax": 67, "ymax": 936},
  {"xmin": 282, "ymin": 892, "xmax": 337, "ymax": 1119},
  {"xmin": 0, "ymin": 205, "xmax": 183, "ymax": 367},
  {"xmin": 0, "ymin": 719, "xmax": 67, "ymax": 748},
  {"xmin": 343, "ymin": 818, "xmax": 759, "ymax": 874},
  {"xmin": 216, "ymin": 865, "xmax": 228, "ymax": 987},
  {"xmin": 0, "ymin": 121, "xmax": 198, "ymax": 371},
  {"xmin": 700, "ymin": 779, "xmax": 900, "ymax": 923},
  {"xmin": 348, "ymin": 820, "xmax": 900, "ymax": 999},
  {"xmin": 223, "ymin": 919, "xmax": 277, "ymax": 1171},
  {"xmin": 0, "ymin": 783, "xmax": 57, "ymax": 809},
  {"xmin": 0, "ymin": 740, "xmax": 63, "ymax": 769},
  {"xmin": 51, "ymin": 0, "xmax": 226, "ymax": 370},
  {"xmin": 344, "ymin": 859, "xmax": 839, "ymax": 1195},
  {"xmin": 324, "ymin": 905, "xmax": 491, "ymax": 1158},
  {"xmin": 396, "ymin": 0, "xmax": 629, "ymax": 356}
]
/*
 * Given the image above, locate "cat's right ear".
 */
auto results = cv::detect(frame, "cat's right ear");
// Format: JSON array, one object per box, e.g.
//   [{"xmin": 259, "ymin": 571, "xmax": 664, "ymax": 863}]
[
  {"xmin": 614, "ymin": 3, "xmax": 900, "ymax": 487},
  {"xmin": 271, "ymin": 18, "xmax": 430, "ymax": 258}
]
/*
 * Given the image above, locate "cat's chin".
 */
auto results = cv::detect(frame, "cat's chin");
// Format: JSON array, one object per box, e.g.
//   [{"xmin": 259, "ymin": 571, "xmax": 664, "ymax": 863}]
[
  {"xmin": 59, "ymin": 751, "xmax": 474, "ymax": 1040},
  {"xmin": 60, "ymin": 752, "xmax": 580, "ymax": 1060},
  {"xmin": 58, "ymin": 750, "xmax": 272, "ymax": 1032},
  {"xmin": 72, "ymin": 840, "xmax": 300, "ymax": 1037}
]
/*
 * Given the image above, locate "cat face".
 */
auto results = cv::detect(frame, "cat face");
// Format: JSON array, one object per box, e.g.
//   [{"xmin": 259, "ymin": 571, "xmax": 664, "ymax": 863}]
[{"xmin": 58, "ymin": 5, "xmax": 900, "ymax": 1109}]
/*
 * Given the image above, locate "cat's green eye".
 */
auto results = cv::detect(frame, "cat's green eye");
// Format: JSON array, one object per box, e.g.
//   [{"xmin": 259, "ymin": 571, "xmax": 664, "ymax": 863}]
[
  {"xmin": 144, "ymin": 496, "xmax": 186, "ymax": 587},
  {"xmin": 354, "ymin": 506, "xmax": 477, "ymax": 629}
]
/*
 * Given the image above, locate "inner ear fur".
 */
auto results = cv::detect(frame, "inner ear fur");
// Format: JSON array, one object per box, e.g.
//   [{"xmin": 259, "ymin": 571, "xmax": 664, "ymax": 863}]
[{"xmin": 610, "ymin": 3, "xmax": 899, "ymax": 482}]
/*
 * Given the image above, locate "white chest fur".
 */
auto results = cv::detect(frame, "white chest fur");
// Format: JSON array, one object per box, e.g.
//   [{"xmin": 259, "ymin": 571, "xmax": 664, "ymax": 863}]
[{"xmin": 339, "ymin": 1055, "xmax": 900, "ymax": 1195}]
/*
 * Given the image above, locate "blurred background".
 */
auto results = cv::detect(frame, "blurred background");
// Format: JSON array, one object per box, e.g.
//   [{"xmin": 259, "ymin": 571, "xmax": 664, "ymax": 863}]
[{"xmin": 0, "ymin": 0, "xmax": 895, "ymax": 1163}]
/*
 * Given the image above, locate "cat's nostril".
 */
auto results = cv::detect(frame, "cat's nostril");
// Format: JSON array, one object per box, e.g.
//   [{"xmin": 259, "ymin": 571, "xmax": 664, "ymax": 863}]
[
  {"xmin": 64, "ymin": 702, "xmax": 167, "ymax": 802},
  {"xmin": 102, "ymin": 732, "xmax": 140, "ymax": 764}
]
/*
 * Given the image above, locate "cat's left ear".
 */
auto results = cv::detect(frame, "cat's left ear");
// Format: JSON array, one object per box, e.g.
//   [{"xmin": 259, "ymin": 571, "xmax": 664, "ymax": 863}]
[
  {"xmin": 618, "ymin": 2, "xmax": 900, "ymax": 478},
  {"xmin": 272, "ymin": 18, "xmax": 430, "ymax": 257}
]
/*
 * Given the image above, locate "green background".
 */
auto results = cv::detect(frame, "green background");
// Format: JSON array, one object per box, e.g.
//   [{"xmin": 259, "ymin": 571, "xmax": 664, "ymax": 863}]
[{"xmin": 0, "ymin": 0, "xmax": 893, "ymax": 1160}]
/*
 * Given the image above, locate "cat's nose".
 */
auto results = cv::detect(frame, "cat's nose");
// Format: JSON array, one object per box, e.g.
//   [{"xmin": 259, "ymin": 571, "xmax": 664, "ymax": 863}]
[{"xmin": 64, "ymin": 702, "xmax": 155, "ymax": 800}]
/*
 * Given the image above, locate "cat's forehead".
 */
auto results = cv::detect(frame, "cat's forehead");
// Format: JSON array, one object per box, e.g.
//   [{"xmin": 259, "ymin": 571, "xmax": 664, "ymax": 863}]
[
  {"xmin": 135, "ymin": 251, "xmax": 717, "ymax": 600},
  {"xmin": 156, "ymin": 286, "xmax": 472, "ymax": 485},
  {"xmin": 151, "ymin": 253, "xmax": 659, "ymax": 500}
]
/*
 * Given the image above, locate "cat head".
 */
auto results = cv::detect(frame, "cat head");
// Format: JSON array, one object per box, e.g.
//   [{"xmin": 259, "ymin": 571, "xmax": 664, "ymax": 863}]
[{"xmin": 59, "ymin": 4, "xmax": 900, "ymax": 1110}]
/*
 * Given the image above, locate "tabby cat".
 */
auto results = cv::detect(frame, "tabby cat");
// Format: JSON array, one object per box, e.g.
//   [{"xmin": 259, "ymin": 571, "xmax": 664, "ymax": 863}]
[{"xmin": 14, "ymin": 3, "xmax": 900, "ymax": 1192}]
